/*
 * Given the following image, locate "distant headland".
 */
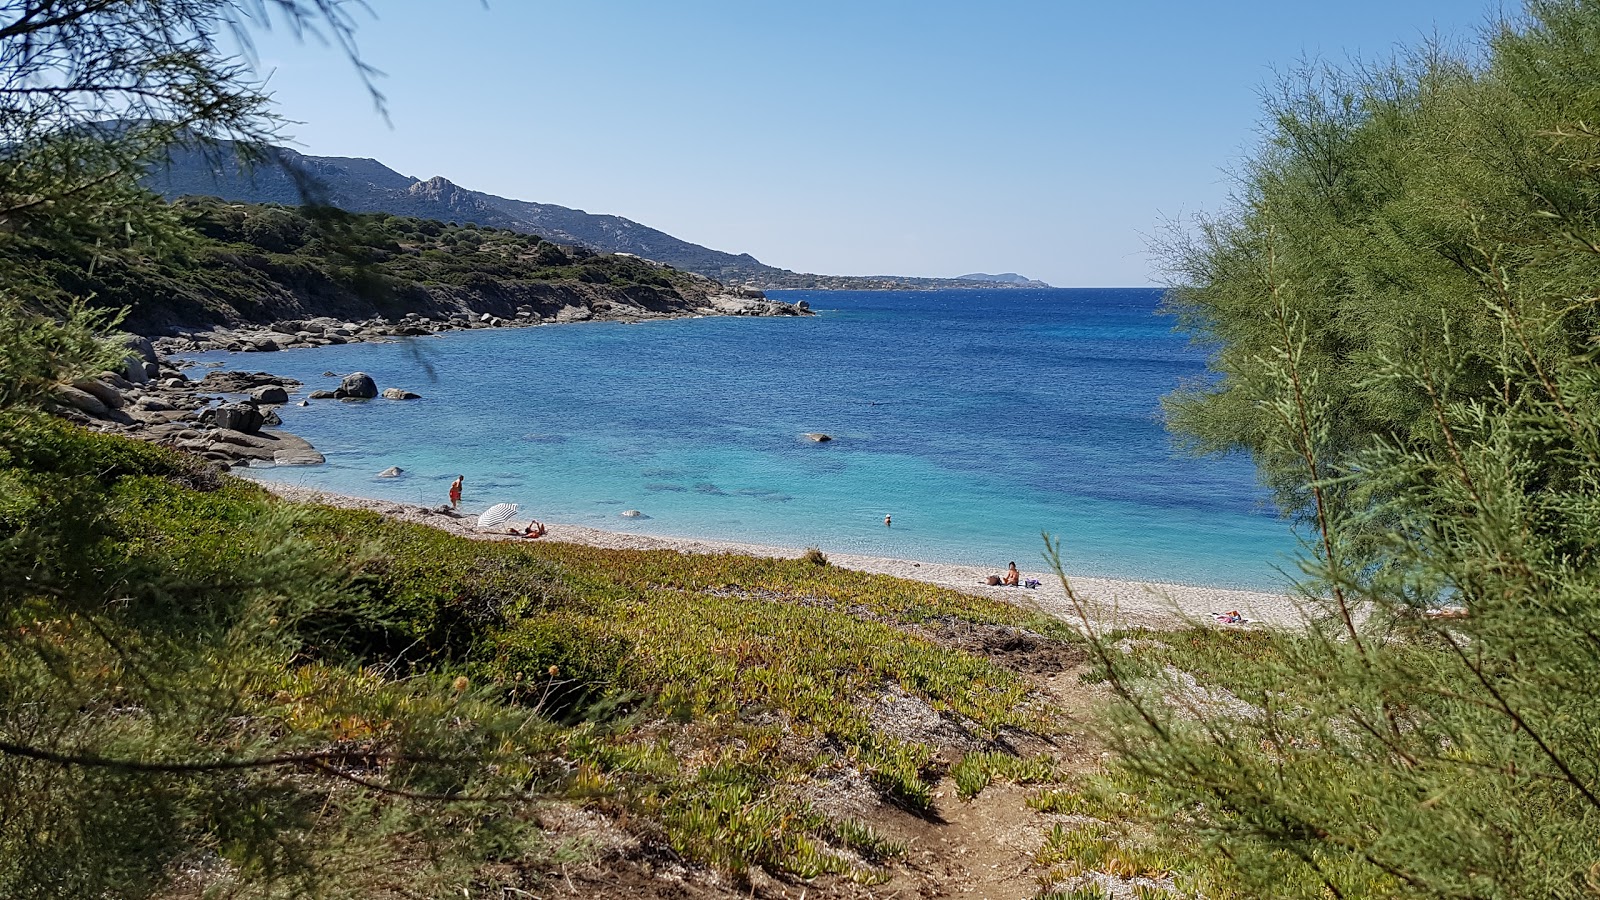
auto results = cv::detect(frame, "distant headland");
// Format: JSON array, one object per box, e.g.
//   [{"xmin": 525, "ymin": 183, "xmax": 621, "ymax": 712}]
[{"xmin": 957, "ymin": 272, "xmax": 1052, "ymax": 288}]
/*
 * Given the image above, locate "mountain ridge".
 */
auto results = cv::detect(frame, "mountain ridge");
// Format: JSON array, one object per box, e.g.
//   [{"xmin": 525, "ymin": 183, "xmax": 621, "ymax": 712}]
[{"xmin": 143, "ymin": 141, "xmax": 1046, "ymax": 290}]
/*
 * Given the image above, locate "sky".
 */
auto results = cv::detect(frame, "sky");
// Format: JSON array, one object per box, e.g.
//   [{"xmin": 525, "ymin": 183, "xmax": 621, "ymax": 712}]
[{"xmin": 240, "ymin": 1, "xmax": 1502, "ymax": 286}]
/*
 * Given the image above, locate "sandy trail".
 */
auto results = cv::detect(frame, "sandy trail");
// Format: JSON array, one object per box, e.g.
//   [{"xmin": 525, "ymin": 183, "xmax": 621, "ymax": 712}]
[{"xmin": 257, "ymin": 481, "xmax": 1315, "ymax": 631}]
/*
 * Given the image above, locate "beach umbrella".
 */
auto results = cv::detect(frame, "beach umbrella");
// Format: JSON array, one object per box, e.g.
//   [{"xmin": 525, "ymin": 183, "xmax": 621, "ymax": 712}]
[{"xmin": 477, "ymin": 503, "xmax": 519, "ymax": 528}]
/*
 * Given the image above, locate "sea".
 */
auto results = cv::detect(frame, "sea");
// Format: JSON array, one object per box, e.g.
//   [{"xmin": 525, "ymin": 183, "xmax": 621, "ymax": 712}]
[{"xmin": 181, "ymin": 288, "xmax": 1304, "ymax": 591}]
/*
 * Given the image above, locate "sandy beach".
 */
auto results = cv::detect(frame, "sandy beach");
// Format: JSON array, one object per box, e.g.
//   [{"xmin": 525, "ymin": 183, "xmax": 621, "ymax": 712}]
[{"xmin": 259, "ymin": 481, "xmax": 1313, "ymax": 631}]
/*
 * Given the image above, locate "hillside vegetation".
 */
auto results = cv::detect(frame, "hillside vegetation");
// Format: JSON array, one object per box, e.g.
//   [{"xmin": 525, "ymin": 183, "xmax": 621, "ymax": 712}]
[
  {"xmin": 17, "ymin": 196, "xmax": 735, "ymax": 333},
  {"xmin": 0, "ymin": 412, "xmax": 1101, "ymax": 898}
]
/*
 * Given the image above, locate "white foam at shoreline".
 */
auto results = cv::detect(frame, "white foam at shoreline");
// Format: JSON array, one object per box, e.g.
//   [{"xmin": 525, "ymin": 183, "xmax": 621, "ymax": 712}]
[{"xmin": 256, "ymin": 480, "xmax": 1314, "ymax": 630}]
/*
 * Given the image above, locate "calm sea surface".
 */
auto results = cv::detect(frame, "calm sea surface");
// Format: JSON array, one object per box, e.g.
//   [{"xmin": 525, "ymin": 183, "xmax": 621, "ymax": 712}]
[{"xmin": 183, "ymin": 288, "xmax": 1302, "ymax": 590}]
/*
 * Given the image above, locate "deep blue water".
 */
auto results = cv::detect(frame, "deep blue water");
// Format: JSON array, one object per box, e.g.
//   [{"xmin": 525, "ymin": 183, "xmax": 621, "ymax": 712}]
[{"xmin": 183, "ymin": 288, "xmax": 1301, "ymax": 590}]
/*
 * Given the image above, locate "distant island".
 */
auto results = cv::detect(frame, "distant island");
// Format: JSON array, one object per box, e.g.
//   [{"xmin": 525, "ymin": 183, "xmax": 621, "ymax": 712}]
[
  {"xmin": 957, "ymin": 272, "xmax": 1052, "ymax": 288},
  {"xmin": 144, "ymin": 139, "xmax": 1050, "ymax": 292}
]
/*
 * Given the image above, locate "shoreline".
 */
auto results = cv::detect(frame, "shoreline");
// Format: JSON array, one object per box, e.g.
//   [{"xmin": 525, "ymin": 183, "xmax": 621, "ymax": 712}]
[
  {"xmin": 47, "ymin": 296, "xmax": 811, "ymax": 470},
  {"xmin": 257, "ymin": 480, "xmax": 1313, "ymax": 631}
]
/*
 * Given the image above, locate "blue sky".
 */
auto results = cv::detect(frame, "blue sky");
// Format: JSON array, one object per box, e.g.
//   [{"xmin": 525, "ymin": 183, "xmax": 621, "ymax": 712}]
[{"xmin": 242, "ymin": 1, "xmax": 1500, "ymax": 285}]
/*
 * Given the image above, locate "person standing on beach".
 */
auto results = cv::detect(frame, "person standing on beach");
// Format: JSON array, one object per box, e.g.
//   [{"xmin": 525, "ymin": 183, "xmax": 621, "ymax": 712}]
[{"xmin": 449, "ymin": 475, "xmax": 463, "ymax": 508}]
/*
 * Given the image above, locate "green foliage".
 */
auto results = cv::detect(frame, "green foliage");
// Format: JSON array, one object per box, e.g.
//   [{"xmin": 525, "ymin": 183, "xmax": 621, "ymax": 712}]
[
  {"xmin": 1091, "ymin": 4, "xmax": 1600, "ymax": 896},
  {"xmin": 0, "ymin": 418, "xmax": 567, "ymax": 898},
  {"xmin": 0, "ymin": 298, "xmax": 126, "ymax": 411},
  {"xmin": 951, "ymin": 750, "xmax": 1059, "ymax": 800}
]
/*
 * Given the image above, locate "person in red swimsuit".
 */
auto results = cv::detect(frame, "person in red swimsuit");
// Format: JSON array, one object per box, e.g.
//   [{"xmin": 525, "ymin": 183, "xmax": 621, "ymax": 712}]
[{"xmin": 449, "ymin": 475, "xmax": 463, "ymax": 508}]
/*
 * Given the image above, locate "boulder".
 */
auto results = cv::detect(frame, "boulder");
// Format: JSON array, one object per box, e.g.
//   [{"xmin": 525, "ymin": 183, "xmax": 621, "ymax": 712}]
[
  {"xmin": 803, "ymin": 433, "xmax": 833, "ymax": 443},
  {"xmin": 377, "ymin": 466, "xmax": 404, "ymax": 478},
  {"xmin": 244, "ymin": 338, "xmax": 280, "ymax": 352},
  {"xmin": 251, "ymin": 385, "xmax": 289, "ymax": 404},
  {"xmin": 261, "ymin": 409, "xmax": 282, "ymax": 426},
  {"xmin": 198, "ymin": 371, "xmax": 300, "ymax": 393},
  {"xmin": 308, "ymin": 390, "xmax": 336, "ymax": 399},
  {"xmin": 119, "ymin": 333, "xmax": 159, "ymax": 366},
  {"xmin": 212, "ymin": 401, "xmax": 264, "ymax": 434},
  {"xmin": 381, "ymin": 388, "xmax": 422, "ymax": 400},
  {"xmin": 73, "ymin": 379, "xmax": 126, "ymax": 409},
  {"xmin": 334, "ymin": 372, "xmax": 378, "ymax": 400},
  {"xmin": 55, "ymin": 384, "xmax": 110, "ymax": 417},
  {"xmin": 124, "ymin": 357, "xmax": 150, "ymax": 384}
]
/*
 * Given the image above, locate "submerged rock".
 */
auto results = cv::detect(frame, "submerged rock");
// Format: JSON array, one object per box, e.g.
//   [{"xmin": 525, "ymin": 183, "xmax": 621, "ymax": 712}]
[
  {"xmin": 803, "ymin": 433, "xmax": 833, "ymax": 443},
  {"xmin": 382, "ymin": 388, "xmax": 422, "ymax": 400},
  {"xmin": 620, "ymin": 509, "xmax": 646, "ymax": 518},
  {"xmin": 377, "ymin": 466, "xmax": 404, "ymax": 478}
]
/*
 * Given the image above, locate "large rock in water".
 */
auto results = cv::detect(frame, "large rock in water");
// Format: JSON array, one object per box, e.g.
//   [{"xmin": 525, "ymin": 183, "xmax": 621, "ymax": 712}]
[
  {"xmin": 334, "ymin": 372, "xmax": 378, "ymax": 400},
  {"xmin": 251, "ymin": 385, "xmax": 289, "ymax": 404},
  {"xmin": 382, "ymin": 388, "xmax": 421, "ymax": 400},
  {"xmin": 212, "ymin": 402, "xmax": 264, "ymax": 434}
]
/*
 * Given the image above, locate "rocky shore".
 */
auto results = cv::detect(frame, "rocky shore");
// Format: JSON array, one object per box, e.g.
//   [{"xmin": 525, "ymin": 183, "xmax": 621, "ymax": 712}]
[
  {"xmin": 52, "ymin": 293, "xmax": 812, "ymax": 468},
  {"xmin": 149, "ymin": 292, "xmax": 810, "ymax": 355}
]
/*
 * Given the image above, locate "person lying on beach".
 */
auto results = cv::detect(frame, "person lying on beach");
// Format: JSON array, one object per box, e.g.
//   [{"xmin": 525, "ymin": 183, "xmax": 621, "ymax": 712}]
[
  {"xmin": 1003, "ymin": 562, "xmax": 1020, "ymax": 586},
  {"xmin": 519, "ymin": 520, "xmax": 547, "ymax": 539}
]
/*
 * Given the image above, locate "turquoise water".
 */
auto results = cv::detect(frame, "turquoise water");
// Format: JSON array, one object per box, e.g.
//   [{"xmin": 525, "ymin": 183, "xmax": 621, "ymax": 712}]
[{"xmin": 182, "ymin": 288, "xmax": 1301, "ymax": 590}]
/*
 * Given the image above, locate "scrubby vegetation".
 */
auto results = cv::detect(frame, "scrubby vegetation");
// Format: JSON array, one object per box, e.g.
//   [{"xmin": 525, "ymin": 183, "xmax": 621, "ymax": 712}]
[
  {"xmin": 1060, "ymin": 2, "xmax": 1600, "ymax": 898},
  {"xmin": 19, "ymin": 196, "xmax": 713, "ymax": 332}
]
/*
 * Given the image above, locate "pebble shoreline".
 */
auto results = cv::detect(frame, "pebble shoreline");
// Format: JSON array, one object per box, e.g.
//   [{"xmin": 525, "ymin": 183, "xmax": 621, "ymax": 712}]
[{"xmin": 258, "ymin": 482, "xmax": 1313, "ymax": 632}]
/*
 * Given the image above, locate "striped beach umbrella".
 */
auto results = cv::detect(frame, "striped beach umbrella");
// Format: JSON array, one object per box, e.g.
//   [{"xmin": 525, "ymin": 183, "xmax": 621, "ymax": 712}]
[{"xmin": 477, "ymin": 503, "xmax": 519, "ymax": 528}]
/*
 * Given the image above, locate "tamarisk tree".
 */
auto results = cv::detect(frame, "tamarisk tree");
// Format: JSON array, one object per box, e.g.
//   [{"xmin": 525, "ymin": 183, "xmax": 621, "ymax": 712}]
[{"xmin": 1076, "ymin": 2, "xmax": 1600, "ymax": 896}]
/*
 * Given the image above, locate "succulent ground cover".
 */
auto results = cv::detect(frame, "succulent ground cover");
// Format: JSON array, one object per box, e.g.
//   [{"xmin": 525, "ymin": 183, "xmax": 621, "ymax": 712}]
[{"xmin": 2, "ymin": 415, "xmax": 1142, "ymax": 897}]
